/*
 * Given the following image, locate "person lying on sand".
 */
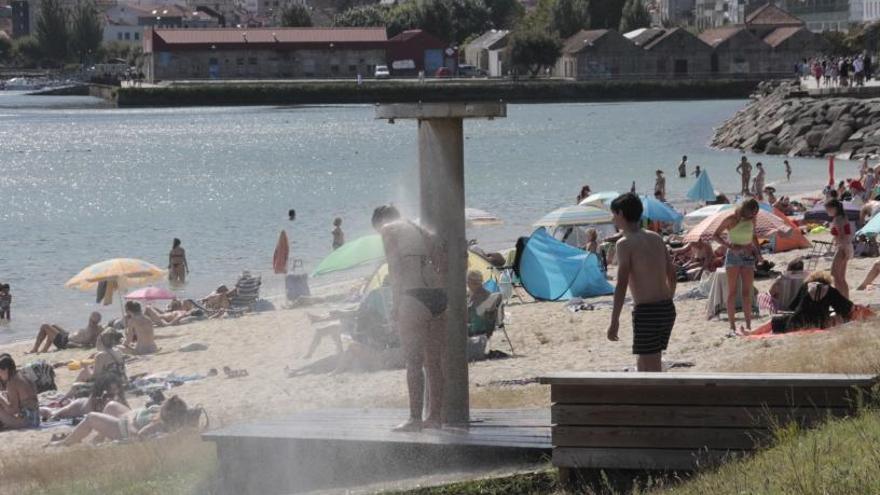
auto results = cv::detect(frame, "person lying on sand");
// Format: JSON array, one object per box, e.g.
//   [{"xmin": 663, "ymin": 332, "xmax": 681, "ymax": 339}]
[
  {"xmin": 73, "ymin": 329, "xmax": 126, "ymax": 384},
  {"xmin": 122, "ymin": 302, "xmax": 157, "ymax": 355},
  {"xmin": 144, "ymin": 304, "xmax": 205, "ymax": 327},
  {"xmin": 0, "ymin": 354, "xmax": 40, "ymax": 430},
  {"xmin": 28, "ymin": 312, "xmax": 104, "ymax": 354},
  {"xmin": 42, "ymin": 373, "xmax": 128, "ymax": 422},
  {"xmin": 48, "ymin": 395, "xmax": 193, "ymax": 446}
]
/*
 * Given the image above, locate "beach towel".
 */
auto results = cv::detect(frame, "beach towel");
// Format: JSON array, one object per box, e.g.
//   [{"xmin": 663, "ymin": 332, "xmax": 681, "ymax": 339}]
[
  {"xmin": 744, "ymin": 305, "xmax": 875, "ymax": 339},
  {"xmin": 273, "ymin": 230, "xmax": 290, "ymax": 274},
  {"xmin": 20, "ymin": 360, "xmax": 56, "ymax": 393}
]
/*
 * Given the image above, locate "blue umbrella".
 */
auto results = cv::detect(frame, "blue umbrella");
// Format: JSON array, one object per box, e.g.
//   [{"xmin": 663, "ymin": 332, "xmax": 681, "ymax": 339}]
[
  {"xmin": 857, "ymin": 212, "xmax": 880, "ymax": 237},
  {"xmin": 686, "ymin": 170, "xmax": 716, "ymax": 202},
  {"xmin": 641, "ymin": 196, "xmax": 683, "ymax": 223}
]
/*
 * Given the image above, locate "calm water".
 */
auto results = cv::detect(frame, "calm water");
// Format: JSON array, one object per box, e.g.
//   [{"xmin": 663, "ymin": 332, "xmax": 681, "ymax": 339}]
[{"xmin": 0, "ymin": 92, "xmax": 850, "ymax": 343}]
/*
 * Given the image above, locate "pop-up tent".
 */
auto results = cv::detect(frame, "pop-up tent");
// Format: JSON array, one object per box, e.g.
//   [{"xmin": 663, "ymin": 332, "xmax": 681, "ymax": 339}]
[
  {"xmin": 686, "ymin": 171, "xmax": 716, "ymax": 203},
  {"xmin": 514, "ymin": 228, "xmax": 613, "ymax": 301}
]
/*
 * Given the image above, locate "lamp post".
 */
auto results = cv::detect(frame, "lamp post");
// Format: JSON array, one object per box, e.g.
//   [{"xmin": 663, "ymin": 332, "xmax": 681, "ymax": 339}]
[{"xmin": 375, "ymin": 102, "xmax": 507, "ymax": 425}]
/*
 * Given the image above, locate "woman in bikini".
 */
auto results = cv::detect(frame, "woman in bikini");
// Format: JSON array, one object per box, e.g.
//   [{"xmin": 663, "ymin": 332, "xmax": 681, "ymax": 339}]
[
  {"xmin": 826, "ymin": 199, "xmax": 853, "ymax": 299},
  {"xmin": 0, "ymin": 354, "xmax": 40, "ymax": 430},
  {"xmin": 713, "ymin": 199, "xmax": 762, "ymax": 333},
  {"xmin": 373, "ymin": 205, "xmax": 448, "ymax": 432},
  {"xmin": 168, "ymin": 238, "xmax": 189, "ymax": 284}
]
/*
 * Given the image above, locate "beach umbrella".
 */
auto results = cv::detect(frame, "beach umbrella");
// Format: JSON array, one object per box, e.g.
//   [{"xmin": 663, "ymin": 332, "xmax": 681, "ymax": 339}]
[
  {"xmin": 686, "ymin": 171, "xmax": 716, "ymax": 202},
  {"xmin": 803, "ymin": 201, "xmax": 861, "ymax": 224},
  {"xmin": 465, "ymin": 207, "xmax": 502, "ymax": 226},
  {"xmin": 311, "ymin": 234, "xmax": 384, "ymax": 277},
  {"xmin": 640, "ymin": 196, "xmax": 683, "ymax": 223},
  {"xmin": 533, "ymin": 205, "xmax": 613, "ymax": 227},
  {"xmin": 579, "ymin": 191, "xmax": 619, "ymax": 208},
  {"xmin": 124, "ymin": 286, "xmax": 176, "ymax": 301},
  {"xmin": 683, "ymin": 204, "xmax": 733, "ymax": 228},
  {"xmin": 65, "ymin": 258, "xmax": 166, "ymax": 291},
  {"xmin": 365, "ymin": 251, "xmax": 495, "ymax": 293},
  {"xmin": 857, "ymin": 212, "xmax": 880, "ymax": 237},
  {"xmin": 683, "ymin": 209, "xmax": 793, "ymax": 243}
]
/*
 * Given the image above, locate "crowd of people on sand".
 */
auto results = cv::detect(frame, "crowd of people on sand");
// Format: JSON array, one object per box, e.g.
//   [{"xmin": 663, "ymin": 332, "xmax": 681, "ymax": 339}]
[{"xmin": 800, "ymin": 54, "xmax": 874, "ymax": 88}]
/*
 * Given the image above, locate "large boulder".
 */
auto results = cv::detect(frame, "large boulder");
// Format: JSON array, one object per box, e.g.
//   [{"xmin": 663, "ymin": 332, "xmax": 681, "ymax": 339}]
[{"xmin": 818, "ymin": 121, "xmax": 854, "ymax": 154}]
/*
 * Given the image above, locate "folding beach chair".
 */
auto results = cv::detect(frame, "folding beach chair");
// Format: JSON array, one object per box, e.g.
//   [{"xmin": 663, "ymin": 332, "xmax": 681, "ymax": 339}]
[{"xmin": 805, "ymin": 240, "xmax": 834, "ymax": 272}]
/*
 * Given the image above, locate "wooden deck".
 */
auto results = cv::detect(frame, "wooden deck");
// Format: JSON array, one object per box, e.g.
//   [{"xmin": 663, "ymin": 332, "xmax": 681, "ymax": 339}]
[{"xmin": 203, "ymin": 408, "xmax": 551, "ymax": 495}]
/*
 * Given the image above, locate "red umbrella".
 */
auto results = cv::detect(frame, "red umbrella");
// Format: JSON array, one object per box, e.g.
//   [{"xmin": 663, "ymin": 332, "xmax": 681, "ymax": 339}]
[
  {"xmin": 124, "ymin": 286, "xmax": 176, "ymax": 301},
  {"xmin": 683, "ymin": 209, "xmax": 793, "ymax": 243},
  {"xmin": 829, "ymin": 156, "xmax": 835, "ymax": 186}
]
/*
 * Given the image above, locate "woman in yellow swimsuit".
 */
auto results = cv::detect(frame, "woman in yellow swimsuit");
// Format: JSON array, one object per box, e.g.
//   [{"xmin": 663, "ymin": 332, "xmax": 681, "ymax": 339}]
[{"xmin": 713, "ymin": 199, "xmax": 762, "ymax": 332}]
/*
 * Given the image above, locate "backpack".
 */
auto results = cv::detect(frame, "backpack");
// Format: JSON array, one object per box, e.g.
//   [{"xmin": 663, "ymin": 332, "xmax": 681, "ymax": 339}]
[{"xmin": 20, "ymin": 360, "xmax": 57, "ymax": 393}]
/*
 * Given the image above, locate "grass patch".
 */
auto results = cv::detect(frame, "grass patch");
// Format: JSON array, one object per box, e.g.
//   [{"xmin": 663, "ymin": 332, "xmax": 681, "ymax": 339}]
[
  {"xmin": 385, "ymin": 470, "xmax": 560, "ymax": 495},
  {"xmin": 1, "ymin": 432, "xmax": 217, "ymax": 495}
]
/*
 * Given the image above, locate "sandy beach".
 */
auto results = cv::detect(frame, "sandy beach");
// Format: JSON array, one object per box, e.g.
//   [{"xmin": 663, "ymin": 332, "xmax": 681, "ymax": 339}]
[{"xmin": 0, "ymin": 233, "xmax": 876, "ymax": 464}]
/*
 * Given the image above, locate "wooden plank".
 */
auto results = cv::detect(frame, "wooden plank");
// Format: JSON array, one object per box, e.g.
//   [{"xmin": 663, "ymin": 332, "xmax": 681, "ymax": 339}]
[
  {"xmin": 552, "ymin": 426, "xmax": 768, "ymax": 450},
  {"xmin": 550, "ymin": 384, "xmax": 867, "ymax": 407},
  {"xmin": 539, "ymin": 372, "xmax": 877, "ymax": 387},
  {"xmin": 553, "ymin": 447, "xmax": 747, "ymax": 471},
  {"xmin": 551, "ymin": 404, "xmax": 852, "ymax": 428}
]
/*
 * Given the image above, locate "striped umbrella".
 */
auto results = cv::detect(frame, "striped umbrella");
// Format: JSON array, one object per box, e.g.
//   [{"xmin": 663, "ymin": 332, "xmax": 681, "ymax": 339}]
[
  {"xmin": 683, "ymin": 209, "xmax": 792, "ymax": 243},
  {"xmin": 579, "ymin": 191, "xmax": 619, "ymax": 209},
  {"xmin": 684, "ymin": 204, "xmax": 733, "ymax": 228},
  {"xmin": 65, "ymin": 258, "xmax": 166, "ymax": 291},
  {"xmin": 124, "ymin": 286, "xmax": 176, "ymax": 301},
  {"xmin": 533, "ymin": 205, "xmax": 613, "ymax": 227}
]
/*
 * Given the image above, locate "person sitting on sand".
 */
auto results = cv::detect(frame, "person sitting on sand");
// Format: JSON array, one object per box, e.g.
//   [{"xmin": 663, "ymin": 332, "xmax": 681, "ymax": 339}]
[
  {"xmin": 48, "ymin": 395, "xmax": 193, "ymax": 446},
  {"xmin": 607, "ymin": 193, "xmax": 677, "ymax": 373},
  {"xmin": 671, "ymin": 240, "xmax": 717, "ymax": 280},
  {"xmin": 29, "ymin": 312, "xmax": 104, "ymax": 354},
  {"xmin": 466, "ymin": 271, "xmax": 501, "ymax": 361},
  {"xmin": 762, "ymin": 259, "xmax": 807, "ymax": 313},
  {"xmin": 73, "ymin": 329, "xmax": 126, "ymax": 384},
  {"xmin": 585, "ymin": 228, "xmax": 599, "ymax": 256},
  {"xmin": 122, "ymin": 301, "xmax": 157, "ymax": 355},
  {"xmin": 0, "ymin": 354, "xmax": 40, "ymax": 430},
  {"xmin": 42, "ymin": 373, "xmax": 127, "ymax": 422}
]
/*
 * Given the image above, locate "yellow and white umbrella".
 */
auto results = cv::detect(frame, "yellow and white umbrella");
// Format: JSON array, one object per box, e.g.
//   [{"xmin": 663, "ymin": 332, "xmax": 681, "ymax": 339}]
[{"xmin": 65, "ymin": 258, "xmax": 166, "ymax": 291}]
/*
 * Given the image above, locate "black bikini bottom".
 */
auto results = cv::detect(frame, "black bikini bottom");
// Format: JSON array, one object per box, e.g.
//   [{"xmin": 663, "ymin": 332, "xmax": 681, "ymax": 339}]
[{"xmin": 405, "ymin": 288, "xmax": 448, "ymax": 317}]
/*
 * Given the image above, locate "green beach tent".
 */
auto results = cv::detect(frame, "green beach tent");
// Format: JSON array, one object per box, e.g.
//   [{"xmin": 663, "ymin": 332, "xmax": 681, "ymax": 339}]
[{"xmin": 311, "ymin": 234, "xmax": 384, "ymax": 277}]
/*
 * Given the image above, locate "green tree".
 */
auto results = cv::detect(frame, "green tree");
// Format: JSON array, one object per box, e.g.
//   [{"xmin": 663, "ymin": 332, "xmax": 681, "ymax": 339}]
[
  {"xmin": 551, "ymin": 0, "xmax": 590, "ymax": 38},
  {"xmin": 70, "ymin": 0, "xmax": 103, "ymax": 64},
  {"xmin": 332, "ymin": 4, "xmax": 388, "ymax": 27},
  {"xmin": 12, "ymin": 35, "xmax": 42, "ymax": 66},
  {"xmin": 589, "ymin": 0, "xmax": 625, "ymax": 29},
  {"xmin": 619, "ymin": 0, "xmax": 650, "ymax": 32},
  {"xmin": 280, "ymin": 3, "xmax": 313, "ymax": 27},
  {"xmin": 509, "ymin": 28, "xmax": 561, "ymax": 76},
  {"xmin": 35, "ymin": 0, "xmax": 69, "ymax": 64},
  {"xmin": 0, "ymin": 35, "xmax": 11, "ymax": 63},
  {"xmin": 485, "ymin": 0, "xmax": 523, "ymax": 28}
]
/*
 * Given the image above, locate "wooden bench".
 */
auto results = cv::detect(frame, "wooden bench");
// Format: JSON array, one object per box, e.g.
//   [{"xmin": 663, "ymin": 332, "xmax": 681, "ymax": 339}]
[{"xmin": 538, "ymin": 372, "xmax": 876, "ymax": 474}]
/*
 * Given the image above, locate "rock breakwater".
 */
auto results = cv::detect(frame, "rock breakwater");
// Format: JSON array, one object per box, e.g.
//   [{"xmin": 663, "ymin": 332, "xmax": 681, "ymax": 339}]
[{"xmin": 713, "ymin": 81, "xmax": 880, "ymax": 160}]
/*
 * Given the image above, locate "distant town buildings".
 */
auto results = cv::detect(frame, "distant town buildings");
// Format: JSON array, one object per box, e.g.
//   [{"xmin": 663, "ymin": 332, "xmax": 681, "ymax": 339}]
[
  {"xmin": 659, "ymin": 0, "xmax": 695, "ymax": 24},
  {"xmin": 464, "ymin": 29, "xmax": 510, "ymax": 77}
]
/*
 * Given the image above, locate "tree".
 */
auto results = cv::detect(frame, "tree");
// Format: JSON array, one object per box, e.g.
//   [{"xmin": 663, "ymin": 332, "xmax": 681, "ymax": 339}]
[
  {"xmin": 589, "ymin": 0, "xmax": 625, "ymax": 29},
  {"xmin": 485, "ymin": 0, "xmax": 523, "ymax": 29},
  {"xmin": 281, "ymin": 3, "xmax": 313, "ymax": 27},
  {"xmin": 551, "ymin": 0, "xmax": 590, "ymax": 38},
  {"xmin": 619, "ymin": 0, "xmax": 650, "ymax": 32},
  {"xmin": 12, "ymin": 35, "xmax": 42, "ymax": 66},
  {"xmin": 0, "ymin": 35, "xmax": 11, "ymax": 63},
  {"xmin": 509, "ymin": 28, "xmax": 561, "ymax": 76},
  {"xmin": 333, "ymin": 4, "xmax": 388, "ymax": 27},
  {"xmin": 70, "ymin": 0, "xmax": 103, "ymax": 64},
  {"xmin": 34, "ymin": 0, "xmax": 69, "ymax": 64}
]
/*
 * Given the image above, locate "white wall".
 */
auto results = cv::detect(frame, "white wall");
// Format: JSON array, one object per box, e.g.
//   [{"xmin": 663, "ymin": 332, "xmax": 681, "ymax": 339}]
[{"xmin": 103, "ymin": 24, "xmax": 143, "ymax": 45}]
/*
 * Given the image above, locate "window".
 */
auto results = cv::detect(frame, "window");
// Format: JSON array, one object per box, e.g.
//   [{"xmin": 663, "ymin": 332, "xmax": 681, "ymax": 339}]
[
  {"xmin": 248, "ymin": 57, "xmax": 258, "ymax": 65},
  {"xmin": 348, "ymin": 64, "xmax": 356, "ymax": 73},
  {"xmin": 236, "ymin": 57, "xmax": 245, "ymax": 65},
  {"xmin": 331, "ymin": 64, "xmax": 339, "ymax": 74},
  {"xmin": 134, "ymin": 32, "xmax": 140, "ymax": 40},
  {"xmin": 209, "ymin": 57, "xmax": 219, "ymax": 65},
  {"xmin": 117, "ymin": 32, "xmax": 123, "ymax": 40}
]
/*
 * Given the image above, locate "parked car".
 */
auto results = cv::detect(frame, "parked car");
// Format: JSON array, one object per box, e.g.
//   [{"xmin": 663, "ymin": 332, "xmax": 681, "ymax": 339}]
[
  {"xmin": 374, "ymin": 65, "xmax": 390, "ymax": 79},
  {"xmin": 457, "ymin": 64, "xmax": 483, "ymax": 77},
  {"xmin": 435, "ymin": 67, "xmax": 452, "ymax": 78}
]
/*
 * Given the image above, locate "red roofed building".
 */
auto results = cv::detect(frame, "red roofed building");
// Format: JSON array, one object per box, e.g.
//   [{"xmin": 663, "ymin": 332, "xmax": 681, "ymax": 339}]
[{"xmin": 144, "ymin": 27, "xmax": 388, "ymax": 81}]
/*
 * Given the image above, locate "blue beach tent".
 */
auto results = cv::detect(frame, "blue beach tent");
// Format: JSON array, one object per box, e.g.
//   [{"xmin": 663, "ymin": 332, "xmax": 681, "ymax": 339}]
[
  {"xmin": 686, "ymin": 170, "xmax": 716, "ymax": 202},
  {"xmin": 641, "ymin": 196, "xmax": 683, "ymax": 223},
  {"xmin": 857, "ymin": 212, "xmax": 880, "ymax": 237},
  {"xmin": 515, "ymin": 228, "xmax": 614, "ymax": 301}
]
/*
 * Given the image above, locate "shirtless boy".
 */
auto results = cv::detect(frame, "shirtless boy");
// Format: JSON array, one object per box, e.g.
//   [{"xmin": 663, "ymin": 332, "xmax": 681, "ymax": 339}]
[
  {"xmin": 736, "ymin": 157, "xmax": 752, "ymax": 195},
  {"xmin": 123, "ymin": 301, "xmax": 157, "ymax": 355},
  {"xmin": 373, "ymin": 205, "xmax": 448, "ymax": 431},
  {"xmin": 607, "ymin": 193, "xmax": 677, "ymax": 372}
]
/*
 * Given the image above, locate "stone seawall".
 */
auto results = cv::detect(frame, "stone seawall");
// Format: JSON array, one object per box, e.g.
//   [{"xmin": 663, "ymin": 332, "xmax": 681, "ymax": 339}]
[{"xmin": 713, "ymin": 81, "xmax": 880, "ymax": 160}]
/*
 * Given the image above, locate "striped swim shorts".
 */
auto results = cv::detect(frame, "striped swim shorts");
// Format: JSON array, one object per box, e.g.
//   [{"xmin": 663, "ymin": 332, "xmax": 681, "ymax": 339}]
[{"xmin": 631, "ymin": 300, "xmax": 676, "ymax": 355}]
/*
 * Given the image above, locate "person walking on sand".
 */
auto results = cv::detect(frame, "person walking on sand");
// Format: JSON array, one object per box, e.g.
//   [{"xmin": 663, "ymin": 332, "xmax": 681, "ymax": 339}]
[
  {"xmin": 827, "ymin": 199, "xmax": 854, "ymax": 299},
  {"xmin": 607, "ymin": 193, "xmax": 677, "ymax": 372},
  {"xmin": 784, "ymin": 160, "xmax": 792, "ymax": 182},
  {"xmin": 654, "ymin": 170, "xmax": 666, "ymax": 201},
  {"xmin": 713, "ymin": 199, "xmax": 762, "ymax": 333},
  {"xmin": 373, "ymin": 205, "xmax": 448, "ymax": 431},
  {"xmin": 332, "ymin": 218, "xmax": 345, "ymax": 250},
  {"xmin": 678, "ymin": 156, "xmax": 688, "ymax": 178},
  {"xmin": 168, "ymin": 238, "xmax": 189, "ymax": 284},
  {"xmin": 753, "ymin": 162, "xmax": 766, "ymax": 200},
  {"xmin": 736, "ymin": 157, "xmax": 752, "ymax": 196}
]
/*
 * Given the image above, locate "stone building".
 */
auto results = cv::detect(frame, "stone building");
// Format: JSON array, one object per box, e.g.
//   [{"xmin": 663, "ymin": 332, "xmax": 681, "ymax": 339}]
[
  {"xmin": 144, "ymin": 27, "xmax": 387, "ymax": 81},
  {"xmin": 659, "ymin": 0, "xmax": 695, "ymax": 24},
  {"xmin": 699, "ymin": 26, "xmax": 774, "ymax": 75},
  {"xmin": 555, "ymin": 29, "xmax": 643, "ymax": 79},
  {"xmin": 627, "ymin": 27, "xmax": 713, "ymax": 77},
  {"xmin": 387, "ymin": 29, "xmax": 453, "ymax": 75},
  {"xmin": 463, "ymin": 29, "xmax": 509, "ymax": 77}
]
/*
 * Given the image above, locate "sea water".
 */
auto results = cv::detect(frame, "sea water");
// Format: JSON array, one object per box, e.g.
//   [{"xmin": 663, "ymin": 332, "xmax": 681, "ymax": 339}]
[{"xmin": 0, "ymin": 92, "xmax": 849, "ymax": 343}]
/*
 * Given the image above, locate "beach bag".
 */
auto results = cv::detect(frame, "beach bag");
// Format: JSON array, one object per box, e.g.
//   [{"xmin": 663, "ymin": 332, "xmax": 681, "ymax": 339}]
[{"xmin": 20, "ymin": 360, "xmax": 57, "ymax": 393}]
